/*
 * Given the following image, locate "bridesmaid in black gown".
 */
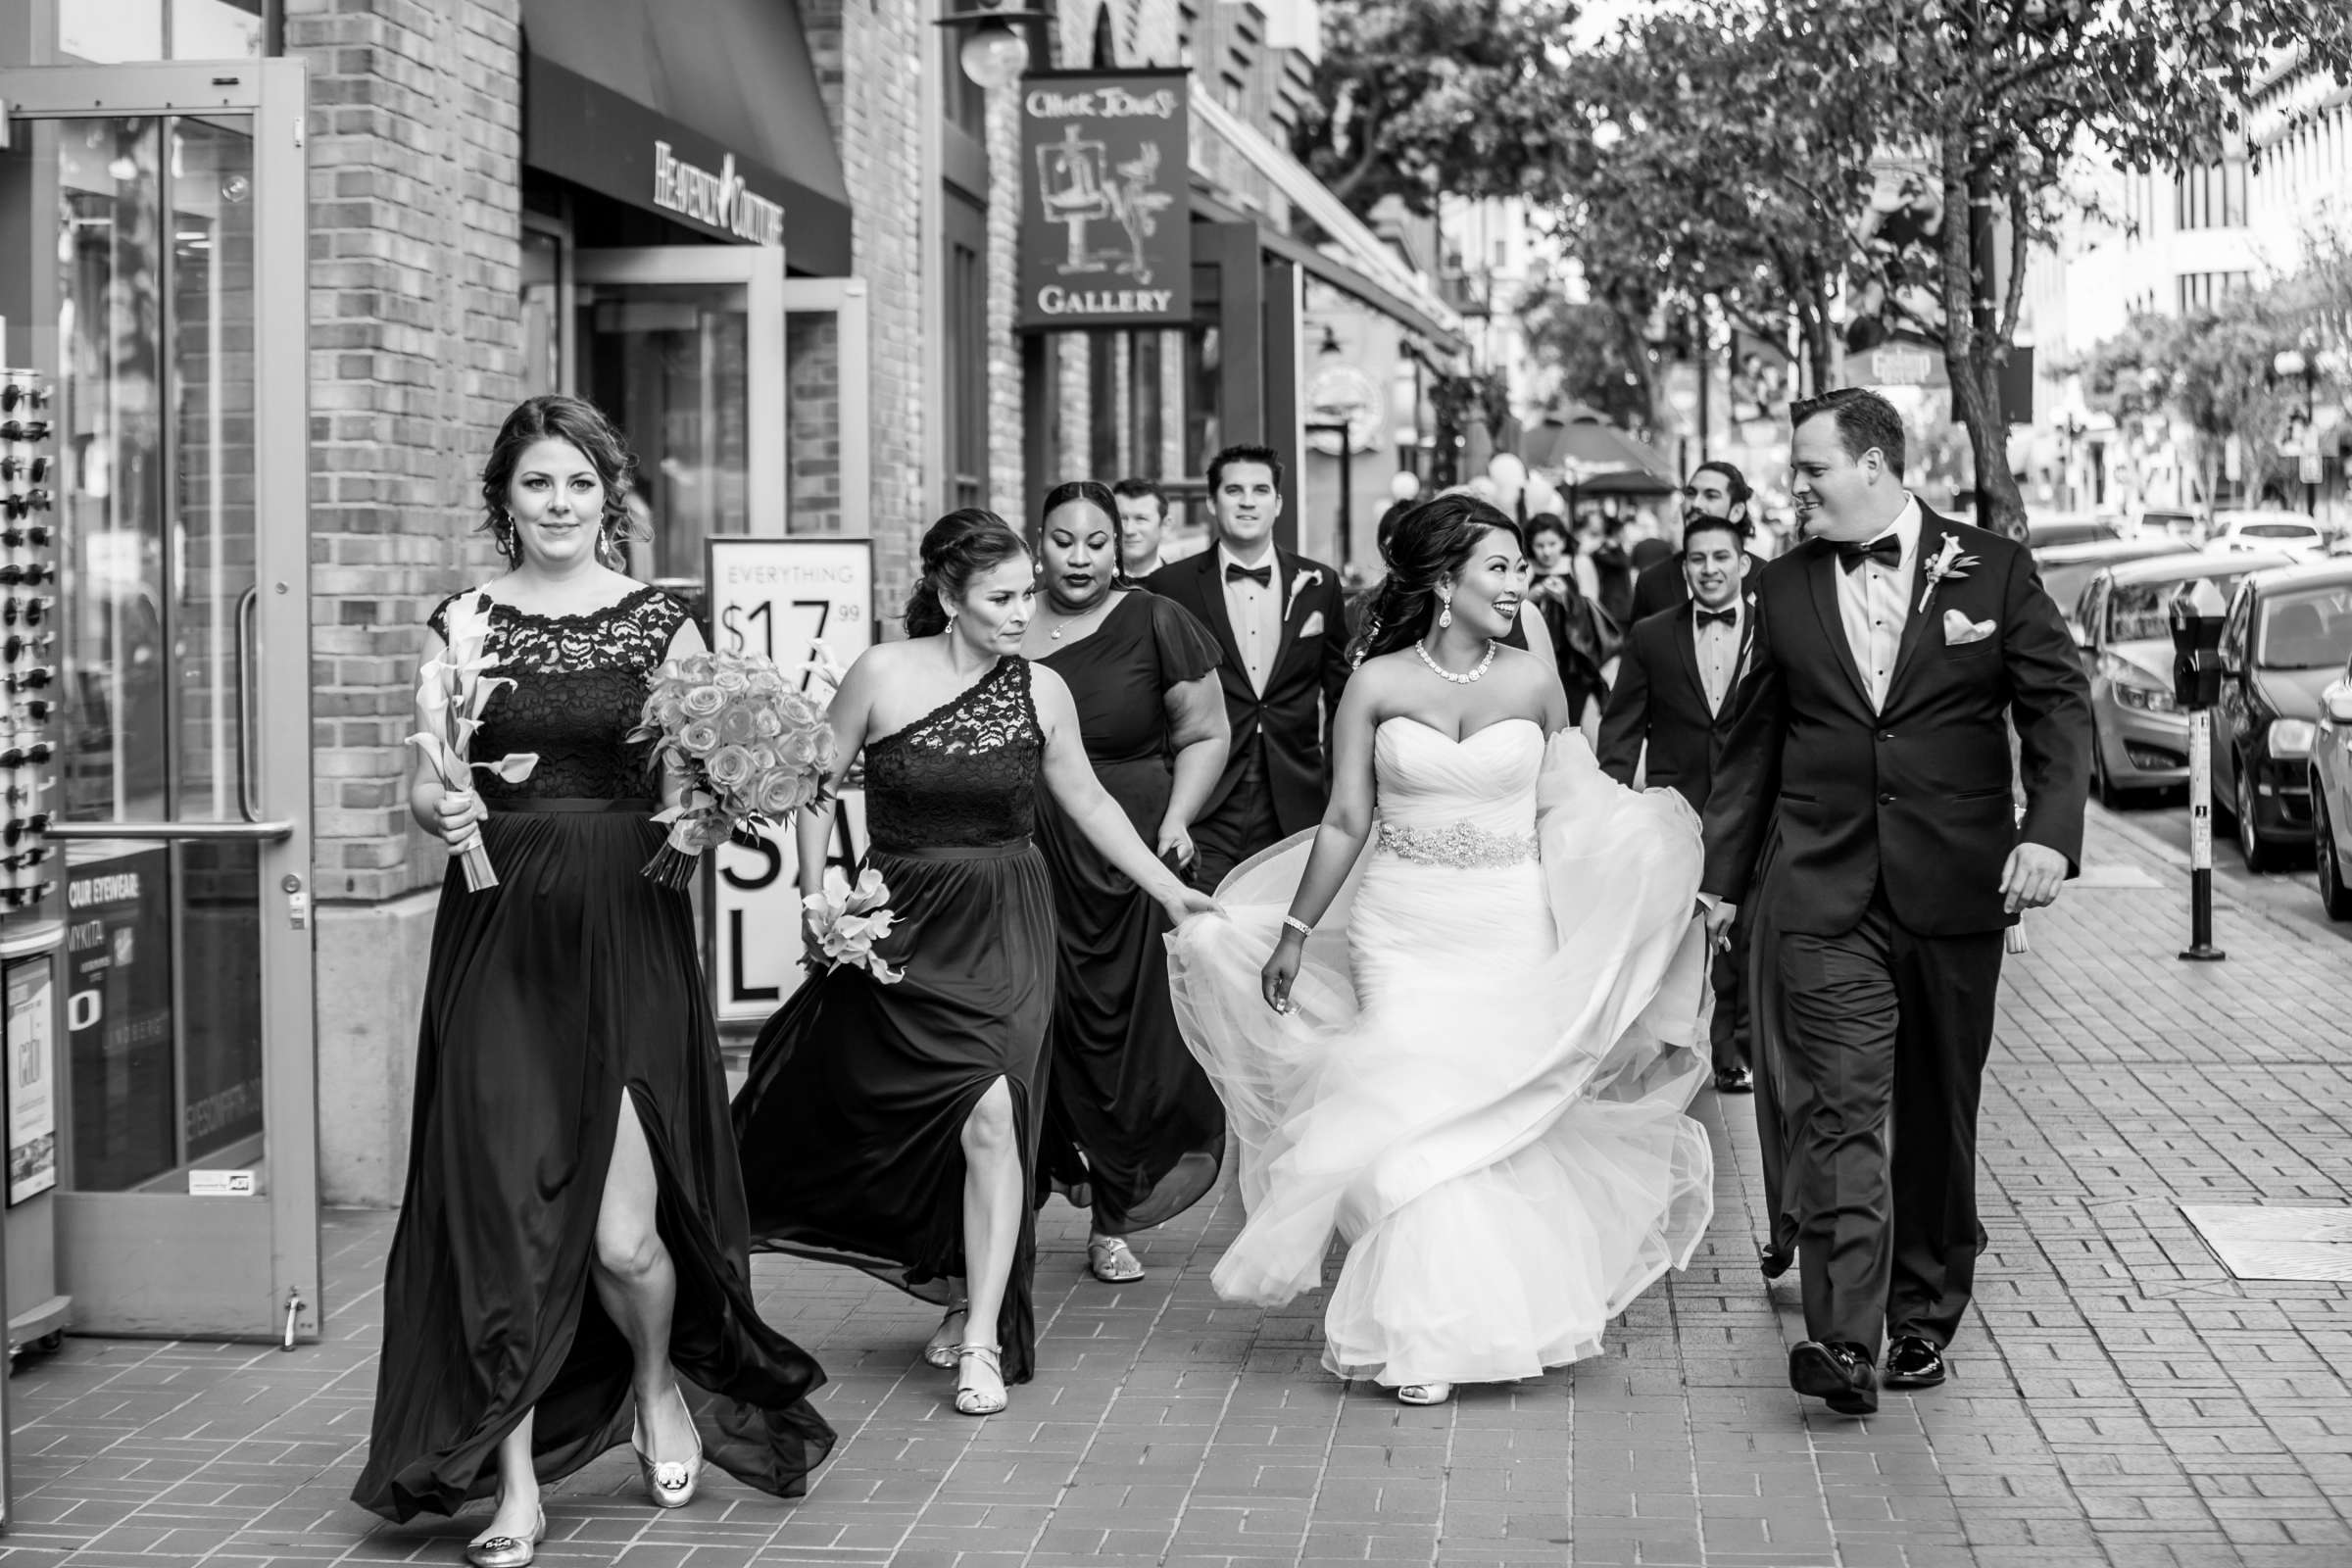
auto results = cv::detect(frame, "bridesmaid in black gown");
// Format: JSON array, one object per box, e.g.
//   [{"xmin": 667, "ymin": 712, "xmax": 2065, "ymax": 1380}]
[
  {"xmin": 355, "ymin": 398, "xmax": 832, "ymax": 1566},
  {"xmin": 1019, "ymin": 481, "xmax": 1229, "ymax": 1282},
  {"xmin": 733, "ymin": 510, "xmax": 1214, "ymax": 1418}
]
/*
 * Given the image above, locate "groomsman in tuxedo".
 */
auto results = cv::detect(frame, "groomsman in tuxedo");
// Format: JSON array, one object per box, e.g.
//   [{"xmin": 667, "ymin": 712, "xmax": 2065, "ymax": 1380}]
[
  {"xmin": 1701, "ymin": 389, "xmax": 2090, "ymax": 1416},
  {"xmin": 1112, "ymin": 477, "xmax": 1174, "ymax": 578},
  {"xmin": 1147, "ymin": 444, "xmax": 1349, "ymax": 889},
  {"xmin": 1631, "ymin": 460, "xmax": 1766, "ymax": 620},
  {"xmin": 1596, "ymin": 513, "xmax": 1755, "ymax": 1094}
]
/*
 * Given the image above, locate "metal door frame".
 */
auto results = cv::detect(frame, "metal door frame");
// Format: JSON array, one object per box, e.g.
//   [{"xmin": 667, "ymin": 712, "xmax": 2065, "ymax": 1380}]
[{"xmin": 0, "ymin": 59, "xmax": 317, "ymax": 1342}]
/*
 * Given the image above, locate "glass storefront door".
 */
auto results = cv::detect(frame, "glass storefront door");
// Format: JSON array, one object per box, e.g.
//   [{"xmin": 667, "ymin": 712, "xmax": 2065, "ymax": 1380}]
[
  {"xmin": 0, "ymin": 62, "xmax": 317, "ymax": 1341},
  {"xmin": 573, "ymin": 249, "xmax": 870, "ymax": 564}
]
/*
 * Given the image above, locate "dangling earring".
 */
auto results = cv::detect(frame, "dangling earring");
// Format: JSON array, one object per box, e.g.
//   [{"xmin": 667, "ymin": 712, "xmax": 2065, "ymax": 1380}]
[
  {"xmin": 596, "ymin": 526, "xmax": 616, "ymax": 566},
  {"xmin": 495, "ymin": 510, "xmax": 517, "ymax": 562},
  {"xmin": 1438, "ymin": 594, "xmax": 1453, "ymax": 630}
]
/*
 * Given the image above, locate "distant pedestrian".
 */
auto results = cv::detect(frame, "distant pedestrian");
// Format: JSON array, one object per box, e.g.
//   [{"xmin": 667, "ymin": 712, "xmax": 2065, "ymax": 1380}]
[
  {"xmin": 1020, "ymin": 481, "xmax": 1231, "ymax": 1283},
  {"xmin": 1146, "ymin": 444, "xmax": 1350, "ymax": 890}
]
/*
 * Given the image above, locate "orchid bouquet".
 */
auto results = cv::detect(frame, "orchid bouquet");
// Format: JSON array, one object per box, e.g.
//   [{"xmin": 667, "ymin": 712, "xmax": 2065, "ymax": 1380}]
[
  {"xmin": 409, "ymin": 591, "xmax": 540, "ymax": 892},
  {"xmin": 803, "ymin": 866, "xmax": 905, "ymax": 984},
  {"xmin": 630, "ymin": 650, "xmax": 837, "ymax": 889}
]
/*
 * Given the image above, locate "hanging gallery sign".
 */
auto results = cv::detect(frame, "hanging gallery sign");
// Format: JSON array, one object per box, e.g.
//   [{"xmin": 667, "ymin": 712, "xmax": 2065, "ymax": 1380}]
[{"xmin": 1017, "ymin": 69, "xmax": 1192, "ymax": 330}]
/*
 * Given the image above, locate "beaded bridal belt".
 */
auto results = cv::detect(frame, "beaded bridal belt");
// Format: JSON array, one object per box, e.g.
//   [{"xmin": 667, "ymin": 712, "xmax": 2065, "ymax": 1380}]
[{"xmin": 1375, "ymin": 820, "xmax": 1539, "ymax": 869}]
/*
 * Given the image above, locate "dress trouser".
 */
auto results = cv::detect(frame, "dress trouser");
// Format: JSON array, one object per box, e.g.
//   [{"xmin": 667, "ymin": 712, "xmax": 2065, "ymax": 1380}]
[
  {"xmin": 1773, "ymin": 888, "xmax": 2004, "ymax": 1359},
  {"xmin": 1191, "ymin": 741, "xmax": 1286, "ymax": 892}
]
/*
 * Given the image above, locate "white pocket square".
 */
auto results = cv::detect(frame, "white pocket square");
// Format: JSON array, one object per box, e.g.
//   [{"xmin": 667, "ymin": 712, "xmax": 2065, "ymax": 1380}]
[
  {"xmin": 1943, "ymin": 610, "xmax": 1996, "ymax": 646},
  {"xmin": 1298, "ymin": 611, "xmax": 1326, "ymax": 638}
]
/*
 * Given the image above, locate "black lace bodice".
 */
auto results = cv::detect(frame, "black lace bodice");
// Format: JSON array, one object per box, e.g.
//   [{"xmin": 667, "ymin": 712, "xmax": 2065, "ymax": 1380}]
[
  {"xmin": 865, "ymin": 657, "xmax": 1043, "ymax": 853},
  {"xmin": 427, "ymin": 585, "xmax": 690, "ymax": 803}
]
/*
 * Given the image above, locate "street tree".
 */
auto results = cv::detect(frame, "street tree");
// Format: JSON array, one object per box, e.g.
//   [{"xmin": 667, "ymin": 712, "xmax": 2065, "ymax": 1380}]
[{"xmin": 1757, "ymin": 0, "xmax": 2352, "ymax": 536}]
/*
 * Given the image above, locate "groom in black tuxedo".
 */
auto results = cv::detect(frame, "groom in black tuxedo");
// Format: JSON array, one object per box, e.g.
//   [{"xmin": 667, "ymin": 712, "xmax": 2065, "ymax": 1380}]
[
  {"xmin": 1596, "ymin": 513, "xmax": 1755, "ymax": 1093},
  {"xmin": 1147, "ymin": 444, "xmax": 1349, "ymax": 890},
  {"xmin": 1701, "ymin": 389, "xmax": 2090, "ymax": 1416}
]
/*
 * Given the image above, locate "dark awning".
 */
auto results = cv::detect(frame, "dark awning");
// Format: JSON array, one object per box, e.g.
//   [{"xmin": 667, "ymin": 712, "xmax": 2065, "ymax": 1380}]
[{"xmin": 521, "ymin": 0, "xmax": 852, "ymax": 274}]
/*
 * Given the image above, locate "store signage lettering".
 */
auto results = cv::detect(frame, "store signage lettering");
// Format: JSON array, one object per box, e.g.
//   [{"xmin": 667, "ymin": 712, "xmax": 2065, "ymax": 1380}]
[
  {"xmin": 653, "ymin": 140, "xmax": 785, "ymax": 246},
  {"xmin": 1017, "ymin": 69, "xmax": 1192, "ymax": 332}
]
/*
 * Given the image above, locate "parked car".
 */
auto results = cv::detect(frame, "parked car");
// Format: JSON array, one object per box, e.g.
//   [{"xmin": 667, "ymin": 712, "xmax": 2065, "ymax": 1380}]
[
  {"xmin": 2311, "ymin": 651, "xmax": 2352, "ymax": 918},
  {"xmin": 2205, "ymin": 510, "xmax": 2328, "ymax": 558},
  {"xmin": 2210, "ymin": 561, "xmax": 2352, "ymax": 870},
  {"xmin": 2132, "ymin": 506, "xmax": 2204, "ymax": 541},
  {"xmin": 2024, "ymin": 511, "xmax": 2123, "ymax": 551},
  {"xmin": 2035, "ymin": 537, "xmax": 2190, "ymax": 642},
  {"xmin": 2074, "ymin": 551, "xmax": 2292, "ymax": 806}
]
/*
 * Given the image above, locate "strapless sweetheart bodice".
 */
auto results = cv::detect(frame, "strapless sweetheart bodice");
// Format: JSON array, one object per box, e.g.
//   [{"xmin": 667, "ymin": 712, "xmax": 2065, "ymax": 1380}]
[{"xmin": 1372, "ymin": 716, "xmax": 1544, "ymax": 867}]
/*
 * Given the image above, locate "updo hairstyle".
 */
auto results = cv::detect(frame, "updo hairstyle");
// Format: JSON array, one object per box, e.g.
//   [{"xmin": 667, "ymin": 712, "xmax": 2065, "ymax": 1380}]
[
  {"xmin": 479, "ymin": 394, "xmax": 640, "ymax": 565},
  {"xmin": 1347, "ymin": 493, "xmax": 1526, "ymax": 664},
  {"xmin": 904, "ymin": 509, "xmax": 1030, "ymax": 637}
]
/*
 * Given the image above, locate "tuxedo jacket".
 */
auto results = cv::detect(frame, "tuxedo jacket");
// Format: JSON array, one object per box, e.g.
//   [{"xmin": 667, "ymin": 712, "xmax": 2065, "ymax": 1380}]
[
  {"xmin": 1631, "ymin": 549, "xmax": 1769, "ymax": 621},
  {"xmin": 1595, "ymin": 601, "xmax": 1746, "ymax": 813},
  {"xmin": 1145, "ymin": 547, "xmax": 1350, "ymax": 835},
  {"xmin": 1700, "ymin": 508, "xmax": 2092, "ymax": 936}
]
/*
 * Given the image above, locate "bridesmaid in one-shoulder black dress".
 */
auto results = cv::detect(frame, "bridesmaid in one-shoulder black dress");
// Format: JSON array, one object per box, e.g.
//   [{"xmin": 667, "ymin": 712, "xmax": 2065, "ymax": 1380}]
[
  {"xmin": 354, "ymin": 583, "xmax": 834, "ymax": 1528},
  {"xmin": 733, "ymin": 509, "xmax": 1213, "ymax": 1417}
]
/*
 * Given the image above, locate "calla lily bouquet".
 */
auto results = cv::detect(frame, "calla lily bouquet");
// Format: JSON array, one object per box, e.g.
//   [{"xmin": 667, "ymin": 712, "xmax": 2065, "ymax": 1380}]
[
  {"xmin": 803, "ymin": 866, "xmax": 905, "ymax": 984},
  {"xmin": 409, "ymin": 591, "xmax": 541, "ymax": 892},
  {"xmin": 630, "ymin": 650, "xmax": 838, "ymax": 889}
]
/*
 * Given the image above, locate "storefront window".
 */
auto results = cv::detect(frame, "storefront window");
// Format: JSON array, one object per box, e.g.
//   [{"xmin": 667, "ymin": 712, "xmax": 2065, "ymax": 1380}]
[
  {"xmin": 944, "ymin": 190, "xmax": 990, "ymax": 510},
  {"xmin": 60, "ymin": 0, "xmax": 266, "ymax": 62},
  {"xmin": 519, "ymin": 227, "xmax": 564, "ymax": 398},
  {"xmin": 786, "ymin": 312, "xmax": 842, "ymax": 535}
]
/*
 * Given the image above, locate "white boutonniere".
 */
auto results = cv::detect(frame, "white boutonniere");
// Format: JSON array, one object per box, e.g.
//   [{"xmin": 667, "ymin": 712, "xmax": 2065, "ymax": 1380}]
[
  {"xmin": 1918, "ymin": 535, "xmax": 1979, "ymax": 613},
  {"xmin": 1284, "ymin": 565, "xmax": 1323, "ymax": 620}
]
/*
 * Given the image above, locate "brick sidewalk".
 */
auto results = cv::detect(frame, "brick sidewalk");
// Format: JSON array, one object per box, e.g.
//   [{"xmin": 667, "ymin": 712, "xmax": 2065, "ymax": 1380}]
[{"xmin": 2, "ymin": 807, "xmax": 2348, "ymax": 1567}]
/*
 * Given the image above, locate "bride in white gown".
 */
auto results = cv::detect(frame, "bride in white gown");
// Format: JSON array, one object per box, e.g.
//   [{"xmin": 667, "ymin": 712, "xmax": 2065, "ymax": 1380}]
[{"xmin": 1165, "ymin": 495, "xmax": 1716, "ymax": 1404}]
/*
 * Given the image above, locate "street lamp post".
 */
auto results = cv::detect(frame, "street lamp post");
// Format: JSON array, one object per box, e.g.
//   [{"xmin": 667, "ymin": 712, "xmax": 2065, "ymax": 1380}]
[
  {"xmin": 2272, "ymin": 346, "xmax": 2319, "ymax": 517},
  {"xmin": 934, "ymin": 0, "xmax": 1056, "ymax": 87}
]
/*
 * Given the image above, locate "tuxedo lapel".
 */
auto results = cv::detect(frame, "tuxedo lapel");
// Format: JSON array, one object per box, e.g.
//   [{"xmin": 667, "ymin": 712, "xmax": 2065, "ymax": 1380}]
[
  {"xmin": 1270, "ymin": 549, "xmax": 1301, "ymax": 678},
  {"xmin": 1189, "ymin": 551, "xmax": 1247, "ymax": 678},
  {"xmin": 1669, "ymin": 603, "xmax": 1707, "ymax": 713},
  {"xmin": 1803, "ymin": 545, "xmax": 1875, "ymax": 710},
  {"xmin": 1885, "ymin": 512, "xmax": 1950, "ymax": 706}
]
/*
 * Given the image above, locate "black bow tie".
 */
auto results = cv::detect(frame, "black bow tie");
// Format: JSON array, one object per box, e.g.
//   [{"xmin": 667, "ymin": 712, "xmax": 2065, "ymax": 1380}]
[
  {"xmin": 1225, "ymin": 562, "xmax": 1273, "ymax": 588},
  {"xmin": 1695, "ymin": 607, "xmax": 1737, "ymax": 628},
  {"xmin": 1837, "ymin": 536, "xmax": 1902, "ymax": 574}
]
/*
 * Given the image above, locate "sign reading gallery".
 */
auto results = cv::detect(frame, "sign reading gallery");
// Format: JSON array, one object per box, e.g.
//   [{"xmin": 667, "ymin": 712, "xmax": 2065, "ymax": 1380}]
[{"xmin": 1016, "ymin": 68, "xmax": 1192, "ymax": 331}]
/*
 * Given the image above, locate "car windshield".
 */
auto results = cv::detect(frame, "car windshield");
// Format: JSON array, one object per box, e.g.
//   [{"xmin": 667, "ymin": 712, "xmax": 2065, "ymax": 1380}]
[
  {"xmin": 2044, "ymin": 561, "xmax": 2116, "ymax": 614},
  {"xmin": 2257, "ymin": 585, "xmax": 2352, "ymax": 669},
  {"xmin": 2031, "ymin": 522, "xmax": 2117, "ymax": 548},
  {"xmin": 2238, "ymin": 522, "xmax": 2316, "ymax": 539},
  {"xmin": 2107, "ymin": 575, "xmax": 2240, "ymax": 642}
]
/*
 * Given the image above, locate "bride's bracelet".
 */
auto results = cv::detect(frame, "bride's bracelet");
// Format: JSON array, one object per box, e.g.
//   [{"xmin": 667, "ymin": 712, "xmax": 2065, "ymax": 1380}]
[{"xmin": 1280, "ymin": 914, "xmax": 1313, "ymax": 940}]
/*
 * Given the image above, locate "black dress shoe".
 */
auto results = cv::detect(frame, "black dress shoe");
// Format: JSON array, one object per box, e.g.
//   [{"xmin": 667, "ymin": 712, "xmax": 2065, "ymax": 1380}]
[
  {"xmin": 1714, "ymin": 1066, "xmax": 1754, "ymax": 1094},
  {"xmin": 1788, "ymin": 1341, "xmax": 1878, "ymax": 1415},
  {"xmin": 1883, "ymin": 1335, "xmax": 1946, "ymax": 1388}
]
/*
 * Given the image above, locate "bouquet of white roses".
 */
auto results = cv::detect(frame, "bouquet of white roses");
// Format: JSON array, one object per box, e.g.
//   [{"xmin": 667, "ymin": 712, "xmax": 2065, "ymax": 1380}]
[
  {"xmin": 630, "ymin": 650, "xmax": 837, "ymax": 889},
  {"xmin": 803, "ymin": 866, "xmax": 905, "ymax": 984},
  {"xmin": 408, "ymin": 591, "xmax": 540, "ymax": 892}
]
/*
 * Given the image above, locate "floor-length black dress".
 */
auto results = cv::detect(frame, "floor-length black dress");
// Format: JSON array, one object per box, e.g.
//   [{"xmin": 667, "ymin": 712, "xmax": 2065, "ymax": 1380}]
[
  {"xmin": 1034, "ymin": 591, "xmax": 1227, "ymax": 1233},
  {"xmin": 733, "ymin": 655, "xmax": 1055, "ymax": 1383},
  {"xmin": 354, "ymin": 587, "xmax": 834, "ymax": 1524}
]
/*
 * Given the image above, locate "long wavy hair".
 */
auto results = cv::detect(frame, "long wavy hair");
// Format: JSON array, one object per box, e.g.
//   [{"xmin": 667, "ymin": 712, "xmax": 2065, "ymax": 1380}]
[
  {"xmin": 904, "ymin": 509, "xmax": 1029, "ymax": 637},
  {"xmin": 1347, "ymin": 494, "xmax": 1526, "ymax": 664},
  {"xmin": 479, "ymin": 395, "xmax": 640, "ymax": 565}
]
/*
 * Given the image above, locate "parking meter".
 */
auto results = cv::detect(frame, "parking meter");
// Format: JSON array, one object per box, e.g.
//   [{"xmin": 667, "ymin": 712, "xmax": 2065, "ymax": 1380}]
[{"xmin": 2169, "ymin": 577, "xmax": 2230, "ymax": 960}]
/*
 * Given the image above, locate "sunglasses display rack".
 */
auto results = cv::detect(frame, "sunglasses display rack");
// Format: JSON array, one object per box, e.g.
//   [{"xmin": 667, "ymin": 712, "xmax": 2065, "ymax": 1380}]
[{"xmin": 0, "ymin": 368, "xmax": 56, "ymax": 917}]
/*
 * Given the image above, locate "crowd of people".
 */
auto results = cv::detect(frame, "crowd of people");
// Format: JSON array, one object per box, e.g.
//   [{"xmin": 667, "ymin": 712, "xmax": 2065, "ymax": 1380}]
[{"xmin": 355, "ymin": 388, "xmax": 2092, "ymax": 1567}]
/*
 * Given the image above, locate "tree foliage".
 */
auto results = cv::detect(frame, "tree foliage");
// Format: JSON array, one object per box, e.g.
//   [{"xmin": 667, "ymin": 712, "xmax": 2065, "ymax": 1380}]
[{"xmin": 1288, "ymin": 0, "xmax": 1582, "ymax": 215}]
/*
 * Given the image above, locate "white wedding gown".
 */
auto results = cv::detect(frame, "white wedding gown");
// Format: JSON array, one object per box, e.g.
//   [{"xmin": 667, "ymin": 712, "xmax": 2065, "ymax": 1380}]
[{"xmin": 1165, "ymin": 719, "xmax": 1715, "ymax": 1387}]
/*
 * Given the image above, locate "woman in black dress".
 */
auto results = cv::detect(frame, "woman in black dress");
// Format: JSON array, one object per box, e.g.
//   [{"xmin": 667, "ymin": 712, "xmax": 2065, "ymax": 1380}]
[
  {"xmin": 733, "ymin": 511, "xmax": 1215, "ymax": 1418},
  {"xmin": 1018, "ymin": 481, "xmax": 1229, "ymax": 1283},
  {"xmin": 354, "ymin": 397, "xmax": 833, "ymax": 1567}
]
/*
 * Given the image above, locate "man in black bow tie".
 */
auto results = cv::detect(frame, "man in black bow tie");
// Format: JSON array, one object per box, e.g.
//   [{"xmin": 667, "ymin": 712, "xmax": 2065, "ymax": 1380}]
[
  {"xmin": 1701, "ymin": 389, "xmax": 2090, "ymax": 1417},
  {"xmin": 1147, "ymin": 444, "xmax": 1348, "ymax": 889},
  {"xmin": 1597, "ymin": 512, "xmax": 1755, "ymax": 1094}
]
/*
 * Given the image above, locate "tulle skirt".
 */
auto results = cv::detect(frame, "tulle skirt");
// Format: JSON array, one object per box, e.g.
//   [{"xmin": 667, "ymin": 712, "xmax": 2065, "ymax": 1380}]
[{"xmin": 1165, "ymin": 735, "xmax": 1716, "ymax": 1387}]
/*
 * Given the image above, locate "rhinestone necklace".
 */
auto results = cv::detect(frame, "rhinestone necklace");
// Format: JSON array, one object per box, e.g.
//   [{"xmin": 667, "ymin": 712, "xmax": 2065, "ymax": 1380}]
[{"xmin": 1416, "ymin": 638, "xmax": 1498, "ymax": 684}]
